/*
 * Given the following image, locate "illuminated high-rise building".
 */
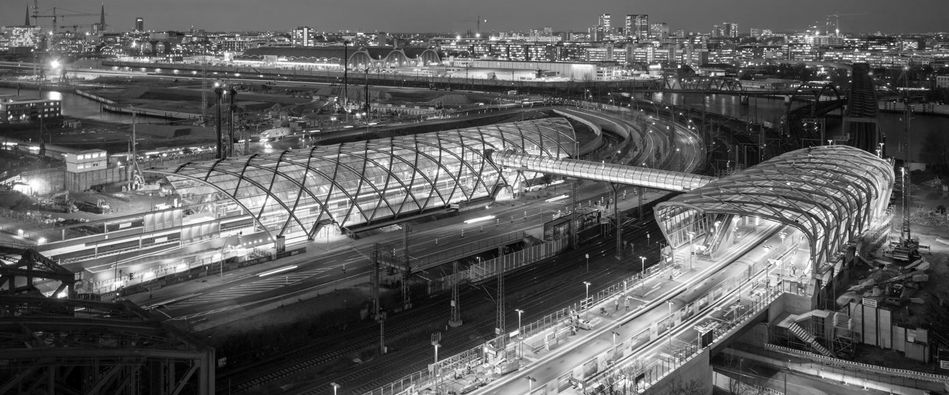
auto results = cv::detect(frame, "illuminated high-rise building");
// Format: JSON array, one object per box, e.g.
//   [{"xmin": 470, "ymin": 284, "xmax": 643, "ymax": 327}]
[
  {"xmin": 635, "ymin": 14, "xmax": 649, "ymax": 40},
  {"xmin": 650, "ymin": 23, "xmax": 669, "ymax": 40},
  {"xmin": 291, "ymin": 26, "xmax": 315, "ymax": 46},
  {"xmin": 599, "ymin": 13, "xmax": 612, "ymax": 32},
  {"xmin": 625, "ymin": 14, "xmax": 635, "ymax": 38},
  {"xmin": 723, "ymin": 22, "xmax": 739, "ymax": 38},
  {"xmin": 134, "ymin": 17, "xmax": 144, "ymax": 32}
]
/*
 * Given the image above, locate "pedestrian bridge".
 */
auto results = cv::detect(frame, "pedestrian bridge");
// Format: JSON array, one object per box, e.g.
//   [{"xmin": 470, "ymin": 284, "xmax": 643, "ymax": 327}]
[
  {"xmin": 488, "ymin": 150, "xmax": 716, "ymax": 193},
  {"xmin": 490, "ymin": 145, "xmax": 894, "ymax": 305}
]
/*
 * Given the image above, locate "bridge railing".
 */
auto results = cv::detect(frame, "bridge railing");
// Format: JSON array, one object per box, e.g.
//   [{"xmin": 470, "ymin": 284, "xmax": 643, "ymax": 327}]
[
  {"xmin": 764, "ymin": 343, "xmax": 949, "ymax": 385},
  {"xmin": 632, "ymin": 287, "xmax": 782, "ymax": 393},
  {"xmin": 582, "ymin": 263, "xmax": 783, "ymax": 393}
]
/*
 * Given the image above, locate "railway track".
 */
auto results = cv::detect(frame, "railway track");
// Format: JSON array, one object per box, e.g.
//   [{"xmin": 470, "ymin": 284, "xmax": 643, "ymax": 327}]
[{"xmin": 274, "ymin": 204, "xmax": 670, "ymax": 394}]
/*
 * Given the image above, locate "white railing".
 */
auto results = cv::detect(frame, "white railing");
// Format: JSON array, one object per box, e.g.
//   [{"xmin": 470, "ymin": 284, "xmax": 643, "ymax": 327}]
[{"xmin": 765, "ymin": 343, "xmax": 949, "ymax": 384}]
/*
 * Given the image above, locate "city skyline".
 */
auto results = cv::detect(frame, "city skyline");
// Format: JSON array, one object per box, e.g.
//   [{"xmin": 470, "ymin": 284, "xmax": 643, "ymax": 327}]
[{"xmin": 3, "ymin": 0, "xmax": 949, "ymax": 34}]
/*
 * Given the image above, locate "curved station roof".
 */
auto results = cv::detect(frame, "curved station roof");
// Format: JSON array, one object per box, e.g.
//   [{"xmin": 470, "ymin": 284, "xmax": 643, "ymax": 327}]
[
  {"xmin": 161, "ymin": 118, "xmax": 577, "ymax": 242},
  {"xmin": 655, "ymin": 145, "xmax": 894, "ymax": 268}
]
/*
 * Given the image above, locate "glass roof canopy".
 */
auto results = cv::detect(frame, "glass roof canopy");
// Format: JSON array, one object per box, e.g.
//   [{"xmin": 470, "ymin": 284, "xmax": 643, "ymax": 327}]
[
  {"xmin": 655, "ymin": 145, "xmax": 894, "ymax": 271},
  {"xmin": 162, "ymin": 118, "xmax": 577, "ymax": 242}
]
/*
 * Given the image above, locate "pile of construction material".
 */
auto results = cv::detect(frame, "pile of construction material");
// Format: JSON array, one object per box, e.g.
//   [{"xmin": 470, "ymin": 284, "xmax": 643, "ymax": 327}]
[{"xmin": 838, "ymin": 258, "xmax": 931, "ymax": 307}]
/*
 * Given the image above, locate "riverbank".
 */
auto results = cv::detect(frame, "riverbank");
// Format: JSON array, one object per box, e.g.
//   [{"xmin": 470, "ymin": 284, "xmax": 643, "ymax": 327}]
[{"xmin": 879, "ymin": 101, "xmax": 949, "ymax": 117}]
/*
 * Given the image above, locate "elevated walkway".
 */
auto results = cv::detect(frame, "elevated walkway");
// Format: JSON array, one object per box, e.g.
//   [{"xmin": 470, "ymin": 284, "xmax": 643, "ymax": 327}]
[{"xmin": 489, "ymin": 150, "xmax": 716, "ymax": 192}]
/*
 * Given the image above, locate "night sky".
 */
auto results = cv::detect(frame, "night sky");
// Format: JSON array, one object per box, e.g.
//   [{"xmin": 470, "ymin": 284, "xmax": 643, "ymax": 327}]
[{"xmin": 3, "ymin": 0, "xmax": 948, "ymax": 34}]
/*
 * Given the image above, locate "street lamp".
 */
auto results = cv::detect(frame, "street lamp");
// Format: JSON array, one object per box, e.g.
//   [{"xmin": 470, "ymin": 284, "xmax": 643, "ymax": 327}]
[
  {"xmin": 666, "ymin": 300, "xmax": 675, "ymax": 348},
  {"xmin": 431, "ymin": 332, "xmax": 441, "ymax": 393},
  {"xmin": 330, "ymin": 382, "xmax": 340, "ymax": 395},
  {"xmin": 638, "ymin": 256, "xmax": 646, "ymax": 291},
  {"xmin": 583, "ymin": 281, "xmax": 591, "ymax": 301},
  {"xmin": 527, "ymin": 376, "xmax": 537, "ymax": 393},
  {"xmin": 515, "ymin": 308, "xmax": 525, "ymax": 360},
  {"xmin": 584, "ymin": 253, "xmax": 590, "ymax": 272},
  {"xmin": 687, "ymin": 231, "xmax": 696, "ymax": 270}
]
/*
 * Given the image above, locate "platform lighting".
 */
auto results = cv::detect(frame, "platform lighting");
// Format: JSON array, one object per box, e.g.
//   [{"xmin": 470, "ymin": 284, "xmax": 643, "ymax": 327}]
[
  {"xmin": 545, "ymin": 194, "xmax": 569, "ymax": 203},
  {"xmin": 258, "ymin": 265, "xmax": 298, "ymax": 277},
  {"xmin": 464, "ymin": 215, "xmax": 496, "ymax": 224}
]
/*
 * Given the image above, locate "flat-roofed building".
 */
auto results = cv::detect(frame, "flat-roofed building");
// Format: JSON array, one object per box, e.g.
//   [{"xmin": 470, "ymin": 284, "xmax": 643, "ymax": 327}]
[
  {"xmin": 0, "ymin": 96, "xmax": 61, "ymax": 123},
  {"xmin": 64, "ymin": 149, "xmax": 108, "ymax": 173}
]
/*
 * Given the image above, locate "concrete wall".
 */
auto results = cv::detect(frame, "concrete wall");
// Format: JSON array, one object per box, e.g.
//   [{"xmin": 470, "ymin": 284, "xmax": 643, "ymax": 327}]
[
  {"xmin": 736, "ymin": 322, "xmax": 770, "ymax": 348},
  {"xmin": 849, "ymin": 301, "xmax": 931, "ymax": 363},
  {"xmin": 643, "ymin": 348, "xmax": 712, "ymax": 395},
  {"xmin": 20, "ymin": 167, "xmax": 65, "ymax": 195},
  {"xmin": 768, "ymin": 292, "xmax": 812, "ymax": 322},
  {"xmin": 66, "ymin": 165, "xmax": 126, "ymax": 192}
]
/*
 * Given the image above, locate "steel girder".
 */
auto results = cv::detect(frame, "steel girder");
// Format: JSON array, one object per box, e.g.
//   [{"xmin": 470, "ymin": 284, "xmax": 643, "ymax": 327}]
[
  {"xmin": 0, "ymin": 297, "xmax": 214, "ymax": 395},
  {"xmin": 0, "ymin": 247, "xmax": 77, "ymax": 297},
  {"xmin": 655, "ymin": 145, "xmax": 893, "ymax": 276},
  {"xmin": 163, "ymin": 118, "xmax": 577, "ymax": 242}
]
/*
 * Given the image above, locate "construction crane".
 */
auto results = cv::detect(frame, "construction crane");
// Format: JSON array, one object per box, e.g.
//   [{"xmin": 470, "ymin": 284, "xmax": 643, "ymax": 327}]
[
  {"xmin": 457, "ymin": 16, "xmax": 488, "ymax": 38},
  {"xmin": 32, "ymin": 1, "xmax": 99, "ymax": 33},
  {"xmin": 886, "ymin": 106, "xmax": 929, "ymax": 263}
]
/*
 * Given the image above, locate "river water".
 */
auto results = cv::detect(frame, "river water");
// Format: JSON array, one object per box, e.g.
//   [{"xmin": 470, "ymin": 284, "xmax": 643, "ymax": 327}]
[
  {"xmin": 650, "ymin": 92, "xmax": 949, "ymax": 163},
  {"xmin": 3, "ymin": 86, "xmax": 944, "ymax": 162}
]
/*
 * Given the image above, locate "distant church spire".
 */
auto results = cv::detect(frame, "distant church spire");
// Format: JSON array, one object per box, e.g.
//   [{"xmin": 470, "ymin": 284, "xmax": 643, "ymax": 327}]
[
  {"xmin": 25, "ymin": 4, "xmax": 31, "ymax": 26},
  {"xmin": 99, "ymin": 3, "xmax": 106, "ymax": 30}
]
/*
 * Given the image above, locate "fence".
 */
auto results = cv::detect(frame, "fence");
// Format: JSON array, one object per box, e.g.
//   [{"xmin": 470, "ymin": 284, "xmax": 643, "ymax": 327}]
[
  {"xmin": 764, "ymin": 343, "xmax": 949, "ymax": 385},
  {"xmin": 75, "ymin": 89, "xmax": 201, "ymax": 120},
  {"xmin": 581, "ymin": 262, "xmax": 783, "ymax": 393},
  {"xmin": 634, "ymin": 287, "xmax": 782, "ymax": 393},
  {"xmin": 416, "ymin": 231, "xmax": 525, "ymax": 272},
  {"xmin": 430, "ymin": 236, "xmax": 569, "ymax": 296},
  {"xmin": 466, "ymin": 237, "xmax": 568, "ymax": 283}
]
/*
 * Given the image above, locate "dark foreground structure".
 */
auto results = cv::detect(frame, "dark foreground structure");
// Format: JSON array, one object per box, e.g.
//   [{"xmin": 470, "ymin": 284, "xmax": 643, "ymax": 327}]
[{"xmin": 0, "ymin": 247, "xmax": 215, "ymax": 395}]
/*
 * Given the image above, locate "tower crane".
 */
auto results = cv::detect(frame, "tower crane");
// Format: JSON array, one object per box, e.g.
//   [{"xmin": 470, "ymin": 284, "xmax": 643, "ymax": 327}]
[
  {"xmin": 457, "ymin": 16, "xmax": 488, "ymax": 38},
  {"xmin": 31, "ymin": 0, "xmax": 100, "ymax": 33}
]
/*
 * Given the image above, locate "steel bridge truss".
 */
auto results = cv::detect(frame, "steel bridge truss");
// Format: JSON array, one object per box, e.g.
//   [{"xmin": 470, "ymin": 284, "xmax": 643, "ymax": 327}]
[
  {"xmin": 662, "ymin": 75, "xmax": 745, "ymax": 92},
  {"xmin": 0, "ymin": 296, "xmax": 214, "ymax": 395},
  {"xmin": 0, "ymin": 247, "xmax": 77, "ymax": 297}
]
